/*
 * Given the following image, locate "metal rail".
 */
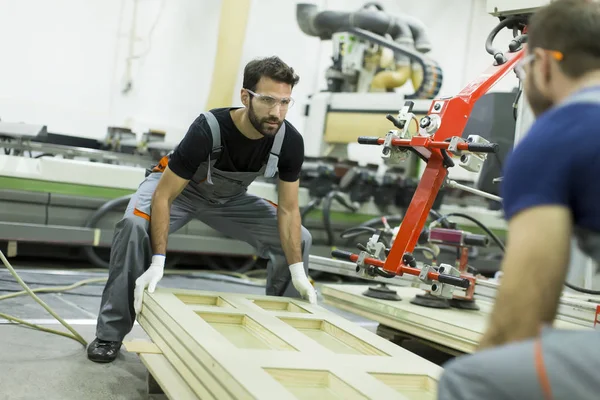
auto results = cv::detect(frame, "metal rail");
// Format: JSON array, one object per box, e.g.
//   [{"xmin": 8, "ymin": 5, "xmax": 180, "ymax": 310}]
[{"xmin": 308, "ymin": 254, "xmax": 600, "ymax": 328}]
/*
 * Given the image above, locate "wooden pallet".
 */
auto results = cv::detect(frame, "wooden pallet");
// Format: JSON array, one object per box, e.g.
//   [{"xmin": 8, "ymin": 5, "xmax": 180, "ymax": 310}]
[
  {"xmin": 321, "ymin": 284, "xmax": 591, "ymax": 354},
  {"xmin": 130, "ymin": 287, "xmax": 444, "ymax": 400}
]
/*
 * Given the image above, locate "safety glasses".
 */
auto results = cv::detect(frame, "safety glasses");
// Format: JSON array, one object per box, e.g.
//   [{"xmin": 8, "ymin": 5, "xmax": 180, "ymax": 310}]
[
  {"xmin": 514, "ymin": 50, "xmax": 564, "ymax": 81},
  {"xmin": 245, "ymin": 89, "xmax": 295, "ymax": 110}
]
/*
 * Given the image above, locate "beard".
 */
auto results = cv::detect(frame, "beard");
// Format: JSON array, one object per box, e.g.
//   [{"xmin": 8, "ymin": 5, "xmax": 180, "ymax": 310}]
[
  {"xmin": 524, "ymin": 70, "xmax": 554, "ymax": 117},
  {"xmin": 248, "ymin": 102, "xmax": 283, "ymax": 136}
]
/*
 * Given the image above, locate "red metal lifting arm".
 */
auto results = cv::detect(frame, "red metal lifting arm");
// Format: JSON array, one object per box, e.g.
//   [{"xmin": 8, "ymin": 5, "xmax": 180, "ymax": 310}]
[{"xmin": 353, "ymin": 47, "xmax": 525, "ymax": 277}]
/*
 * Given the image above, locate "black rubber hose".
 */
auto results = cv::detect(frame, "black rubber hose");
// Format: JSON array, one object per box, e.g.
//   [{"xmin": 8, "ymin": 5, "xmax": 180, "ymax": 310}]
[
  {"xmin": 322, "ymin": 190, "xmax": 358, "ymax": 246},
  {"xmin": 340, "ymin": 226, "xmax": 378, "ymax": 240},
  {"xmin": 437, "ymin": 213, "xmax": 600, "ymax": 295},
  {"xmin": 564, "ymin": 281, "xmax": 600, "ymax": 295},
  {"xmin": 485, "ymin": 16, "xmax": 523, "ymax": 64},
  {"xmin": 301, "ymin": 198, "xmax": 321, "ymax": 224},
  {"xmin": 374, "ymin": 267, "xmax": 396, "ymax": 278},
  {"xmin": 82, "ymin": 194, "xmax": 133, "ymax": 269},
  {"xmin": 435, "ymin": 212, "xmax": 505, "ymax": 252}
]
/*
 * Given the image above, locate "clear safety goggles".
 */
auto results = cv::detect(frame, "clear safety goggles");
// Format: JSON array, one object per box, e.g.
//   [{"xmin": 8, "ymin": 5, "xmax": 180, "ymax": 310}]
[
  {"xmin": 514, "ymin": 50, "xmax": 564, "ymax": 81},
  {"xmin": 245, "ymin": 89, "xmax": 295, "ymax": 109}
]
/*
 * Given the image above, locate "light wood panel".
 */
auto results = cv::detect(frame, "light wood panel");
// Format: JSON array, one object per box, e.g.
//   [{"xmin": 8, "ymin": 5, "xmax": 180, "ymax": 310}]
[
  {"xmin": 205, "ymin": 0, "xmax": 251, "ymax": 110},
  {"xmin": 137, "ymin": 288, "xmax": 444, "ymax": 400},
  {"xmin": 321, "ymin": 284, "xmax": 591, "ymax": 354}
]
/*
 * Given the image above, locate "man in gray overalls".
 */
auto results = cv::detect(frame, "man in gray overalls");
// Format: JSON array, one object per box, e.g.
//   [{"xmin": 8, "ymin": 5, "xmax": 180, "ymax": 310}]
[
  {"xmin": 437, "ymin": 1, "xmax": 600, "ymax": 399},
  {"xmin": 88, "ymin": 56, "xmax": 316, "ymax": 363}
]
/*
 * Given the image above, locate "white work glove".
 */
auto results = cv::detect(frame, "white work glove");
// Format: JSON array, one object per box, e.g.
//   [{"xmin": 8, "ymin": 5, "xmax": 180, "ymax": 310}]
[
  {"xmin": 134, "ymin": 255, "xmax": 165, "ymax": 315},
  {"xmin": 289, "ymin": 262, "xmax": 317, "ymax": 304}
]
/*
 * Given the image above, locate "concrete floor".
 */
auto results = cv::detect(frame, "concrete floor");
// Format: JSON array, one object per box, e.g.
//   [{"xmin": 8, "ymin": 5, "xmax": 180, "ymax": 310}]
[{"xmin": 1, "ymin": 264, "xmax": 451, "ymax": 400}]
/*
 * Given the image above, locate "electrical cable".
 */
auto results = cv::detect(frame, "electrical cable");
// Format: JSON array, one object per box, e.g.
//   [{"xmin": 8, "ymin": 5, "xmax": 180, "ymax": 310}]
[
  {"xmin": 0, "ymin": 250, "xmax": 89, "ymax": 346},
  {"xmin": 340, "ymin": 226, "xmax": 382, "ymax": 240},
  {"xmin": 0, "ymin": 247, "xmax": 269, "ymax": 347},
  {"xmin": 0, "ymin": 277, "xmax": 105, "ymax": 286},
  {"xmin": 513, "ymin": 82, "xmax": 523, "ymax": 120},
  {"xmin": 322, "ymin": 190, "xmax": 358, "ymax": 246},
  {"xmin": 301, "ymin": 198, "xmax": 321, "ymax": 224},
  {"xmin": 0, "ymin": 287, "xmax": 102, "ymax": 298},
  {"xmin": 82, "ymin": 194, "xmax": 133, "ymax": 269},
  {"xmin": 433, "ymin": 214, "xmax": 600, "ymax": 295},
  {"xmin": 563, "ymin": 281, "xmax": 600, "ymax": 296},
  {"xmin": 433, "ymin": 212, "xmax": 506, "ymax": 252}
]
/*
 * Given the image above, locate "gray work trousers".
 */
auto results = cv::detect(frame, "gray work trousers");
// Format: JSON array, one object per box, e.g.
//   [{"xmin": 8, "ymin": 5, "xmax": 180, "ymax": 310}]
[
  {"xmin": 96, "ymin": 173, "xmax": 312, "ymax": 342},
  {"xmin": 437, "ymin": 327, "xmax": 600, "ymax": 400}
]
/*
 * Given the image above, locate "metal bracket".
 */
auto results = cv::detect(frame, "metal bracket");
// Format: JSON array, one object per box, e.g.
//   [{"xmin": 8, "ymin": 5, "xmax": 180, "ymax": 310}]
[
  {"xmin": 447, "ymin": 136, "xmax": 464, "ymax": 154},
  {"xmin": 430, "ymin": 264, "xmax": 460, "ymax": 299},
  {"xmin": 381, "ymin": 130, "xmax": 409, "ymax": 164},
  {"xmin": 418, "ymin": 265, "xmax": 435, "ymax": 286}
]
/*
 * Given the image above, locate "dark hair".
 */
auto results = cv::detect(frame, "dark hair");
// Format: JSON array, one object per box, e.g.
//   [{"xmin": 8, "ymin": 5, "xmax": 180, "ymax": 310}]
[
  {"xmin": 528, "ymin": 0, "xmax": 600, "ymax": 78},
  {"xmin": 242, "ymin": 56, "xmax": 300, "ymax": 92}
]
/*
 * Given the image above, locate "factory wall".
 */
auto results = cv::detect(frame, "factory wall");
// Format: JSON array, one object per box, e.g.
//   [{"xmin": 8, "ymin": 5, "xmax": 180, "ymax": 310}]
[{"xmin": 0, "ymin": 0, "xmax": 519, "ymax": 158}]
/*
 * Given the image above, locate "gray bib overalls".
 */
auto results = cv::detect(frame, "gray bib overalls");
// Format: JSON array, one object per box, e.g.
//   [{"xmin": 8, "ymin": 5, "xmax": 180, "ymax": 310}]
[{"xmin": 96, "ymin": 111, "xmax": 312, "ymax": 342}]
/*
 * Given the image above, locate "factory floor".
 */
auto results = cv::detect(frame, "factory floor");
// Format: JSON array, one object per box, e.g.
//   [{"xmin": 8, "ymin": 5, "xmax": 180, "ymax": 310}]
[{"xmin": 0, "ymin": 260, "xmax": 454, "ymax": 400}]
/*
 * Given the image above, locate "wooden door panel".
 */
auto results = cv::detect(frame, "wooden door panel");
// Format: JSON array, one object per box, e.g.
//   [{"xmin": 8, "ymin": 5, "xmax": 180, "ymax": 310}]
[{"xmin": 138, "ymin": 288, "xmax": 443, "ymax": 399}]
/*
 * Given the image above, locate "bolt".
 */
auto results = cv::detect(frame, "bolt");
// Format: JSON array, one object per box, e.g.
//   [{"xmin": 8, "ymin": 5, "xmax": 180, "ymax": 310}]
[
  {"xmin": 431, "ymin": 284, "xmax": 438, "ymax": 291},
  {"xmin": 438, "ymin": 266, "xmax": 445, "ymax": 273},
  {"xmin": 434, "ymin": 103, "xmax": 441, "ymax": 111}
]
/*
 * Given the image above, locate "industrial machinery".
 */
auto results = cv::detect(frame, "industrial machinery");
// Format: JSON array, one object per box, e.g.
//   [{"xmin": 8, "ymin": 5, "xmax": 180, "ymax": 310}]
[
  {"xmin": 297, "ymin": 2, "xmax": 443, "ymax": 160},
  {"xmin": 0, "ymin": 120, "xmax": 401, "ymax": 269},
  {"xmin": 327, "ymin": 1, "xmax": 540, "ymax": 309},
  {"xmin": 296, "ymin": 2, "xmax": 442, "ymax": 97}
]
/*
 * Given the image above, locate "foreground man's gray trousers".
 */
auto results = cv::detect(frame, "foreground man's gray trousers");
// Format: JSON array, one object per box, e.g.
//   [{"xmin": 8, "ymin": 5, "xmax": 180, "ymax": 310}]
[
  {"xmin": 95, "ymin": 173, "xmax": 312, "ymax": 342},
  {"xmin": 437, "ymin": 327, "xmax": 600, "ymax": 400}
]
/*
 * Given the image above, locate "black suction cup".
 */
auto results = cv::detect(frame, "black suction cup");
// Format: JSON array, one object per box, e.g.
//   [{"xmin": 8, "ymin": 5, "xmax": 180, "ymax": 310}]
[
  {"xmin": 410, "ymin": 292, "xmax": 451, "ymax": 309},
  {"xmin": 449, "ymin": 298, "xmax": 480, "ymax": 311},
  {"xmin": 362, "ymin": 284, "xmax": 401, "ymax": 301}
]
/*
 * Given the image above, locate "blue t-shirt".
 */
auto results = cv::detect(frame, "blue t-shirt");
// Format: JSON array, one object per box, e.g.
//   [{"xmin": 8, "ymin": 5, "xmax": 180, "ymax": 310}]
[{"xmin": 501, "ymin": 87, "xmax": 600, "ymax": 233}]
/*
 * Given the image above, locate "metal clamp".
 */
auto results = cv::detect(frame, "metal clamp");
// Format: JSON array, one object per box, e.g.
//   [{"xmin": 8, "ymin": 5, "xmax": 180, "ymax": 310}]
[
  {"xmin": 381, "ymin": 130, "xmax": 409, "ymax": 164},
  {"xmin": 458, "ymin": 135, "xmax": 491, "ymax": 173},
  {"xmin": 431, "ymin": 264, "xmax": 460, "ymax": 298}
]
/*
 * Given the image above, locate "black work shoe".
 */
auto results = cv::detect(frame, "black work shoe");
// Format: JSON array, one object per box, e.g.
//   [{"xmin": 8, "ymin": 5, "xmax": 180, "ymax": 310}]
[{"xmin": 87, "ymin": 338, "xmax": 122, "ymax": 363}]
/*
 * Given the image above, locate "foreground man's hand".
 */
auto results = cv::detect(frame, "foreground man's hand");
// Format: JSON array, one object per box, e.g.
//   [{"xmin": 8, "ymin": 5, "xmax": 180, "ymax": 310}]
[
  {"xmin": 134, "ymin": 255, "xmax": 166, "ymax": 314},
  {"xmin": 289, "ymin": 262, "xmax": 317, "ymax": 304}
]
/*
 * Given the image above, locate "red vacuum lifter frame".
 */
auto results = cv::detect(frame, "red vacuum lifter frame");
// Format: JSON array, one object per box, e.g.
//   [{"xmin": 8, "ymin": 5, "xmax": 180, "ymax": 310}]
[{"xmin": 337, "ymin": 45, "xmax": 525, "ymax": 283}]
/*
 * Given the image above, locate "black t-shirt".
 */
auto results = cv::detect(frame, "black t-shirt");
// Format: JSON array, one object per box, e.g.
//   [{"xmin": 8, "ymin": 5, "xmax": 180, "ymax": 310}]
[{"xmin": 168, "ymin": 107, "xmax": 304, "ymax": 182}]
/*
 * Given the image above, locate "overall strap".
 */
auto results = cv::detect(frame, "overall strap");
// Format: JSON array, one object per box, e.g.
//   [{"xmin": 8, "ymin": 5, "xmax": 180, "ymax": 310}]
[
  {"xmin": 264, "ymin": 122, "xmax": 287, "ymax": 178},
  {"xmin": 202, "ymin": 111, "xmax": 222, "ymax": 184}
]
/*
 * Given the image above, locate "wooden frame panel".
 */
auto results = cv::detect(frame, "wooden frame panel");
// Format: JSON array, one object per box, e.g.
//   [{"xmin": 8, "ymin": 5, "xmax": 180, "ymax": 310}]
[
  {"xmin": 321, "ymin": 284, "xmax": 591, "ymax": 353},
  {"xmin": 137, "ymin": 287, "xmax": 444, "ymax": 399}
]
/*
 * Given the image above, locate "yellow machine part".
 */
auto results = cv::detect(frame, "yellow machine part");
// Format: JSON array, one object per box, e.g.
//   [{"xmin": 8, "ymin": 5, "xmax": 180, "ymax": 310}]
[
  {"xmin": 370, "ymin": 63, "xmax": 426, "ymax": 92},
  {"xmin": 371, "ymin": 66, "xmax": 411, "ymax": 91}
]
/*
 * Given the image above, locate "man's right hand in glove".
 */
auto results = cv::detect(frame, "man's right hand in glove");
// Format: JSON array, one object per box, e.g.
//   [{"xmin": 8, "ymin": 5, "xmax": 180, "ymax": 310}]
[{"xmin": 134, "ymin": 254, "xmax": 165, "ymax": 315}]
